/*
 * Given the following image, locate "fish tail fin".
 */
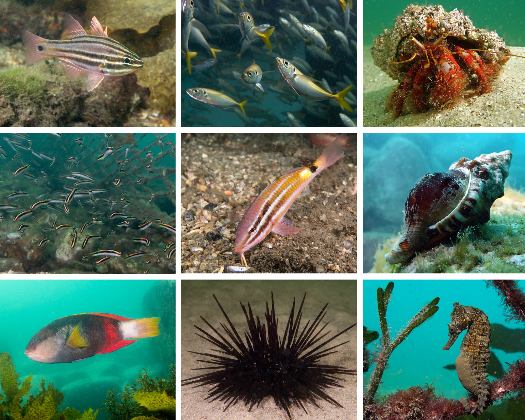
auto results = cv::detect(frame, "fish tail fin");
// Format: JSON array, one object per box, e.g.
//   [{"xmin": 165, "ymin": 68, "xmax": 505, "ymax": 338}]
[
  {"xmin": 186, "ymin": 51, "xmax": 197, "ymax": 75},
  {"xmin": 21, "ymin": 30, "xmax": 49, "ymax": 65},
  {"xmin": 122, "ymin": 317, "xmax": 160, "ymax": 339},
  {"xmin": 238, "ymin": 100, "xmax": 247, "ymax": 116},
  {"xmin": 210, "ymin": 48, "xmax": 221, "ymax": 59},
  {"xmin": 255, "ymin": 27, "xmax": 274, "ymax": 51},
  {"xmin": 313, "ymin": 135, "xmax": 347, "ymax": 172},
  {"xmin": 335, "ymin": 85, "xmax": 353, "ymax": 112}
]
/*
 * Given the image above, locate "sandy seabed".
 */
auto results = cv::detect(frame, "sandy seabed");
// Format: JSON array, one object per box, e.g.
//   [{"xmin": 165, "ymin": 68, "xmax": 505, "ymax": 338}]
[
  {"xmin": 181, "ymin": 280, "xmax": 358, "ymax": 420},
  {"xmin": 364, "ymin": 45, "xmax": 525, "ymax": 127}
]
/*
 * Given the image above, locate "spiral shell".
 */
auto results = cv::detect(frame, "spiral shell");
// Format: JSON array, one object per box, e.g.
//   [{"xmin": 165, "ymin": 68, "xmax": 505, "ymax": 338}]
[{"xmin": 386, "ymin": 150, "xmax": 512, "ymax": 264}]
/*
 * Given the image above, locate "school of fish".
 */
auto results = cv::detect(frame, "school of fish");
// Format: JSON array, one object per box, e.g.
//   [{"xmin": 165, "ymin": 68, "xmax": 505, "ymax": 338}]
[
  {"xmin": 182, "ymin": 0, "xmax": 357, "ymax": 127},
  {"xmin": 0, "ymin": 134, "xmax": 175, "ymax": 273}
]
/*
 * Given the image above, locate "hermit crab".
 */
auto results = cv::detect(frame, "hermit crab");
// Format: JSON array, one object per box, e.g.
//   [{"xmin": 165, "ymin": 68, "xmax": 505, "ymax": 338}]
[{"xmin": 371, "ymin": 5, "xmax": 516, "ymax": 118}]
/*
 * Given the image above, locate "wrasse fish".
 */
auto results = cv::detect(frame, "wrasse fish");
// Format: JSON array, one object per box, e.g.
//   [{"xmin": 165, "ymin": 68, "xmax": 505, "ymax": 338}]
[
  {"xmin": 275, "ymin": 57, "xmax": 353, "ymax": 112},
  {"xmin": 25, "ymin": 313, "xmax": 160, "ymax": 363},
  {"xmin": 22, "ymin": 14, "xmax": 143, "ymax": 92},
  {"xmin": 157, "ymin": 223, "xmax": 176, "ymax": 235},
  {"xmin": 234, "ymin": 135, "xmax": 347, "ymax": 267},
  {"xmin": 186, "ymin": 88, "xmax": 247, "ymax": 116},
  {"xmin": 14, "ymin": 164, "xmax": 30, "ymax": 176}
]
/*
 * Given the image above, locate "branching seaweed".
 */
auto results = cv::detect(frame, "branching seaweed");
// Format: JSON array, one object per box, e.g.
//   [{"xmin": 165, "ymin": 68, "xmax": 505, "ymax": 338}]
[{"xmin": 365, "ymin": 281, "xmax": 439, "ymax": 406}]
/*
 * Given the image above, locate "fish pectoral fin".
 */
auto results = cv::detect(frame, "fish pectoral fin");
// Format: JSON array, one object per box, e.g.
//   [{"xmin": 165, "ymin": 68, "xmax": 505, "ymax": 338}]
[
  {"xmin": 66, "ymin": 324, "xmax": 88, "ymax": 348},
  {"xmin": 58, "ymin": 60, "xmax": 83, "ymax": 80},
  {"xmin": 99, "ymin": 339, "xmax": 137, "ymax": 354},
  {"xmin": 86, "ymin": 73, "xmax": 105, "ymax": 92},
  {"xmin": 271, "ymin": 217, "xmax": 300, "ymax": 236}
]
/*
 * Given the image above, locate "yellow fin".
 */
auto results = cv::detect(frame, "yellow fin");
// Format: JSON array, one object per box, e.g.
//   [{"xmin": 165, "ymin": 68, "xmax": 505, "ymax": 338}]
[
  {"xmin": 238, "ymin": 100, "xmax": 247, "ymax": 116},
  {"xmin": 255, "ymin": 27, "xmax": 274, "ymax": 51},
  {"xmin": 186, "ymin": 51, "xmax": 197, "ymax": 75},
  {"xmin": 210, "ymin": 48, "xmax": 221, "ymax": 59},
  {"xmin": 66, "ymin": 324, "xmax": 88, "ymax": 348},
  {"xmin": 335, "ymin": 85, "xmax": 353, "ymax": 112},
  {"xmin": 133, "ymin": 317, "xmax": 160, "ymax": 338}
]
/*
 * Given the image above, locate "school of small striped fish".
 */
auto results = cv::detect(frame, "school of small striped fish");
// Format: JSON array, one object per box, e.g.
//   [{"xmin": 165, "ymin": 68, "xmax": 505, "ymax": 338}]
[
  {"xmin": 182, "ymin": 0, "xmax": 357, "ymax": 127},
  {"xmin": 0, "ymin": 134, "xmax": 175, "ymax": 273}
]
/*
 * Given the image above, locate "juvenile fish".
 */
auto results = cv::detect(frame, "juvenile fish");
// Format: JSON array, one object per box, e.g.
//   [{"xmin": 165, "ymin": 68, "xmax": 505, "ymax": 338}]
[
  {"xmin": 186, "ymin": 88, "xmax": 247, "ymax": 115},
  {"xmin": 234, "ymin": 135, "xmax": 348, "ymax": 267},
  {"xmin": 22, "ymin": 14, "xmax": 143, "ymax": 91}
]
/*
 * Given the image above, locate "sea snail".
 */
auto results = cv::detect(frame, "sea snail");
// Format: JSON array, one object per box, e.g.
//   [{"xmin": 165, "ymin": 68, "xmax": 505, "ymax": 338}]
[{"xmin": 386, "ymin": 150, "xmax": 512, "ymax": 264}]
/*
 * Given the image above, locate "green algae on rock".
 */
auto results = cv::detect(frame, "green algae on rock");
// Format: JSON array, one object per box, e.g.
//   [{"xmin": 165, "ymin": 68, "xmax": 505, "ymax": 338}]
[{"xmin": 372, "ymin": 187, "xmax": 525, "ymax": 273}]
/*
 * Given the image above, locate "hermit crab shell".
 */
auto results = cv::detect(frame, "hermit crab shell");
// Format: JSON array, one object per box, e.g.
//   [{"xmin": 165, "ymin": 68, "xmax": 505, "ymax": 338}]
[
  {"xmin": 371, "ymin": 4, "xmax": 510, "ymax": 82},
  {"xmin": 386, "ymin": 150, "xmax": 512, "ymax": 264}
]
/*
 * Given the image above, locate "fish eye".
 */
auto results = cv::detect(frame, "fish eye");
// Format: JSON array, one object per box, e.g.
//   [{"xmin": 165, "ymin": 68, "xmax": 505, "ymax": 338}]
[
  {"xmin": 123, "ymin": 57, "xmax": 132, "ymax": 66},
  {"xmin": 34, "ymin": 338, "xmax": 40, "ymax": 344},
  {"xmin": 249, "ymin": 227, "xmax": 256, "ymax": 233},
  {"xmin": 247, "ymin": 15, "xmax": 251, "ymax": 21},
  {"xmin": 248, "ymin": 71, "xmax": 253, "ymax": 76}
]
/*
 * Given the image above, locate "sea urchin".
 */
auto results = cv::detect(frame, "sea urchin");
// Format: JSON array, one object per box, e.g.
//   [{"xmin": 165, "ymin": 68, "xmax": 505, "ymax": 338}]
[{"xmin": 182, "ymin": 292, "xmax": 356, "ymax": 418}]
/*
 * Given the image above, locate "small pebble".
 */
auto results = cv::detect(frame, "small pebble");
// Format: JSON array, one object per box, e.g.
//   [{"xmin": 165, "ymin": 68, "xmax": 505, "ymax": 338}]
[
  {"xmin": 196, "ymin": 184, "xmax": 207, "ymax": 191},
  {"xmin": 227, "ymin": 265, "xmax": 250, "ymax": 272},
  {"xmin": 206, "ymin": 231, "xmax": 222, "ymax": 241},
  {"xmin": 319, "ymin": 214, "xmax": 327, "ymax": 222},
  {"xmin": 183, "ymin": 210, "xmax": 195, "ymax": 222},
  {"xmin": 204, "ymin": 203, "xmax": 218, "ymax": 211},
  {"xmin": 191, "ymin": 247, "xmax": 204, "ymax": 253}
]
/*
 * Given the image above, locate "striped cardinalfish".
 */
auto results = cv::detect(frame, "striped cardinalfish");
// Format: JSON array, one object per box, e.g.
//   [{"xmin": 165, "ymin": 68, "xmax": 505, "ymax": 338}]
[
  {"xmin": 22, "ymin": 14, "xmax": 143, "ymax": 91},
  {"xmin": 234, "ymin": 135, "xmax": 347, "ymax": 267}
]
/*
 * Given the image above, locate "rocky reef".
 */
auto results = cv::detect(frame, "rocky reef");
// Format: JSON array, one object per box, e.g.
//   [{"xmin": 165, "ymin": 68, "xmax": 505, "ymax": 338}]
[{"xmin": 372, "ymin": 187, "xmax": 525, "ymax": 273}]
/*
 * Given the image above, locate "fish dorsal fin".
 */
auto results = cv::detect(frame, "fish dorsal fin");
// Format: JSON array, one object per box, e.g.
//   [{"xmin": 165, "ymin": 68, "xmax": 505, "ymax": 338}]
[
  {"xmin": 62, "ymin": 14, "xmax": 87, "ymax": 39},
  {"xmin": 90, "ymin": 16, "xmax": 108, "ymax": 37},
  {"xmin": 99, "ymin": 339, "xmax": 137, "ymax": 354},
  {"xmin": 66, "ymin": 323, "xmax": 88, "ymax": 348},
  {"xmin": 58, "ymin": 59, "xmax": 83, "ymax": 79},
  {"xmin": 88, "ymin": 312, "xmax": 132, "ymax": 321}
]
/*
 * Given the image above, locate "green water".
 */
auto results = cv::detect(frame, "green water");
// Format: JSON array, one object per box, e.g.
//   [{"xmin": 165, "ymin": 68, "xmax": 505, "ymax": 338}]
[{"xmin": 364, "ymin": 0, "xmax": 525, "ymax": 47}]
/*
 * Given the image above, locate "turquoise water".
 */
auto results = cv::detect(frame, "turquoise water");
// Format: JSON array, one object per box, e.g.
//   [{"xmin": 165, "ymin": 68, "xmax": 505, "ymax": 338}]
[
  {"xmin": 364, "ymin": 280, "xmax": 525, "ymax": 404},
  {"xmin": 0, "ymin": 134, "xmax": 175, "ymax": 274},
  {"xmin": 364, "ymin": 0, "xmax": 525, "ymax": 47},
  {"xmin": 0, "ymin": 280, "xmax": 175, "ymax": 420},
  {"xmin": 182, "ymin": 0, "xmax": 357, "ymax": 127}
]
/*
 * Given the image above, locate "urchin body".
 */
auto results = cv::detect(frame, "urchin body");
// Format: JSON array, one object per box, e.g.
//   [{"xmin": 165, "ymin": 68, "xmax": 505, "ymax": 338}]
[{"xmin": 182, "ymin": 293, "xmax": 356, "ymax": 418}]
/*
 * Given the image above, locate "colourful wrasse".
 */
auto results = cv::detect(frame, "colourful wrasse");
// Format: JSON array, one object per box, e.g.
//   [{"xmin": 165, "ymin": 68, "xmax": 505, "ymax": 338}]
[
  {"xmin": 234, "ymin": 135, "xmax": 347, "ymax": 267},
  {"xmin": 22, "ymin": 14, "xmax": 143, "ymax": 91}
]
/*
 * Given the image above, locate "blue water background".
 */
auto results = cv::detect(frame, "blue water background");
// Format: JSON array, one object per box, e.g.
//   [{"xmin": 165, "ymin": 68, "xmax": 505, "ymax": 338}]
[
  {"xmin": 363, "ymin": 280, "xmax": 525, "ymax": 402},
  {"xmin": 364, "ymin": 0, "xmax": 525, "ymax": 47},
  {"xmin": 0, "ymin": 280, "xmax": 169, "ymax": 420}
]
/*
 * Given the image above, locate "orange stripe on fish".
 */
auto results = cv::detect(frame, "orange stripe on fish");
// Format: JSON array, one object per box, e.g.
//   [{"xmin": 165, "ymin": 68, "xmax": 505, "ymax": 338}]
[{"xmin": 234, "ymin": 135, "xmax": 347, "ymax": 267}]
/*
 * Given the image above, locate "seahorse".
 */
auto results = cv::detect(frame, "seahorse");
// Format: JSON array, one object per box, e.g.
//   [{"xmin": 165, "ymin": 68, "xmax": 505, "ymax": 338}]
[{"xmin": 443, "ymin": 302, "xmax": 491, "ymax": 417}]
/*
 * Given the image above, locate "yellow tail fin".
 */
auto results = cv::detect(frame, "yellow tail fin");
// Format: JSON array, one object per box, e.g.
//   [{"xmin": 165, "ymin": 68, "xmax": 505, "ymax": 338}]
[
  {"xmin": 133, "ymin": 317, "xmax": 160, "ymax": 338},
  {"xmin": 335, "ymin": 85, "xmax": 353, "ymax": 112},
  {"xmin": 186, "ymin": 51, "xmax": 197, "ymax": 75},
  {"xmin": 238, "ymin": 100, "xmax": 248, "ymax": 116},
  {"xmin": 255, "ymin": 27, "xmax": 275, "ymax": 51},
  {"xmin": 210, "ymin": 48, "xmax": 221, "ymax": 59}
]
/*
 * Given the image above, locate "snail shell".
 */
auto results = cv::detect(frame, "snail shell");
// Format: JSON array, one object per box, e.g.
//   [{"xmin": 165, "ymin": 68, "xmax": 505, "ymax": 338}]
[{"xmin": 386, "ymin": 150, "xmax": 512, "ymax": 264}]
